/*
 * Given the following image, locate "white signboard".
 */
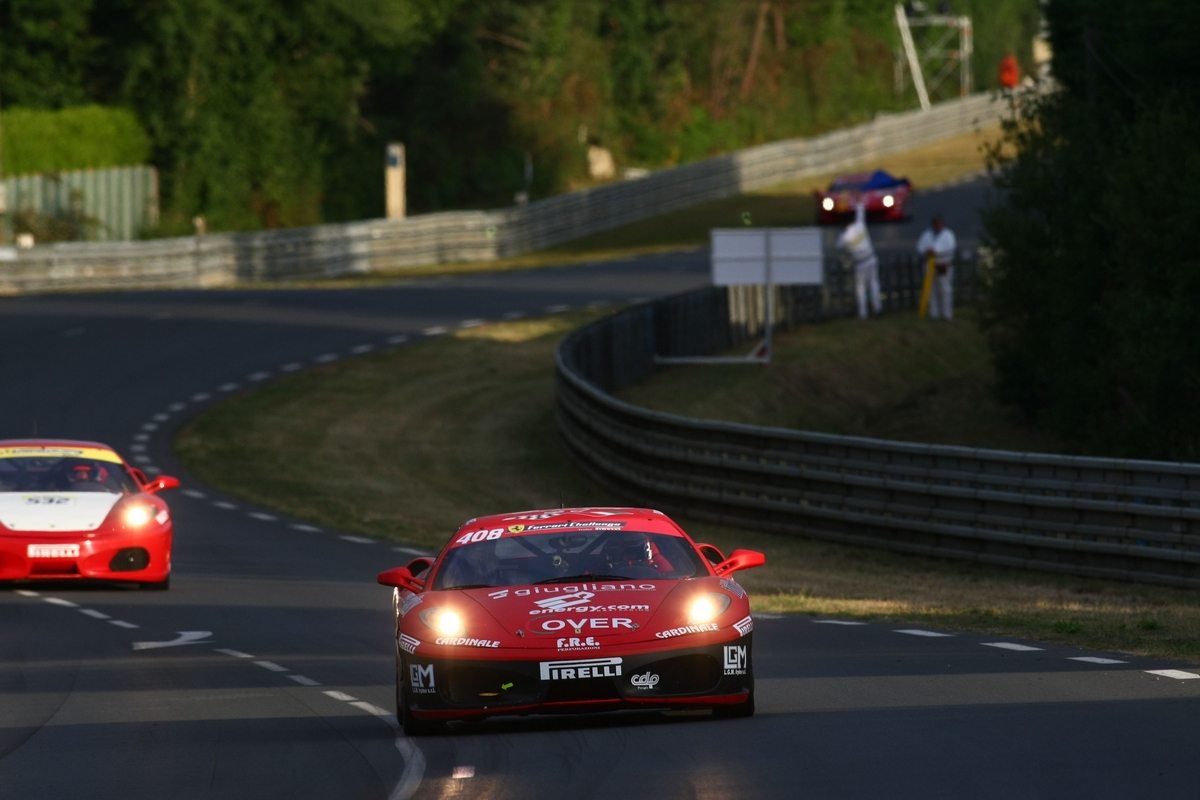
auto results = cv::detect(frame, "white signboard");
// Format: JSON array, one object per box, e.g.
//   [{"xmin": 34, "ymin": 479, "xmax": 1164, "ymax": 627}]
[{"xmin": 711, "ymin": 228, "xmax": 823, "ymax": 286}]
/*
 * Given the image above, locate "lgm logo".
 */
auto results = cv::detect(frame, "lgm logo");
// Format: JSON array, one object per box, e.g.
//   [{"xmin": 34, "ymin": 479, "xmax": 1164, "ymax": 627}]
[
  {"xmin": 540, "ymin": 657, "xmax": 622, "ymax": 681},
  {"xmin": 410, "ymin": 663, "xmax": 436, "ymax": 694},
  {"xmin": 723, "ymin": 645, "xmax": 747, "ymax": 676}
]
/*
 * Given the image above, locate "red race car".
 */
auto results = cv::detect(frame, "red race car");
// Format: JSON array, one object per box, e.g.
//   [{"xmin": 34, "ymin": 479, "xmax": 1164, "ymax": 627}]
[
  {"xmin": 0, "ymin": 440, "xmax": 179, "ymax": 589},
  {"xmin": 378, "ymin": 506, "xmax": 765, "ymax": 735},
  {"xmin": 816, "ymin": 169, "xmax": 913, "ymax": 224}
]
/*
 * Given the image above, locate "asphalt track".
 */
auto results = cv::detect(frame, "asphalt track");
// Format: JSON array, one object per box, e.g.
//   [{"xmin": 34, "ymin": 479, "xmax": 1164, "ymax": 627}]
[{"xmin": 3, "ymin": 177, "xmax": 1200, "ymax": 799}]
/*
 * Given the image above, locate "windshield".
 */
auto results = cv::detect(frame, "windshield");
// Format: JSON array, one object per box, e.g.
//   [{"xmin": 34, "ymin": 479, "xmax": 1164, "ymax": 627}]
[
  {"xmin": 433, "ymin": 530, "xmax": 706, "ymax": 590},
  {"xmin": 0, "ymin": 457, "xmax": 139, "ymax": 494}
]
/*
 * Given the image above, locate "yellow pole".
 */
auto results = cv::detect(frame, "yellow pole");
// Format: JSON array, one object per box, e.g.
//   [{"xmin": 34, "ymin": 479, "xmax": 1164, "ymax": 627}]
[{"xmin": 918, "ymin": 253, "xmax": 936, "ymax": 318}]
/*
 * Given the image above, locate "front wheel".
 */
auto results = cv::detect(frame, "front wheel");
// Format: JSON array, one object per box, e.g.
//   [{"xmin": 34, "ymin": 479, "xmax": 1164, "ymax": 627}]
[
  {"xmin": 712, "ymin": 686, "xmax": 755, "ymax": 719},
  {"xmin": 398, "ymin": 679, "xmax": 442, "ymax": 736}
]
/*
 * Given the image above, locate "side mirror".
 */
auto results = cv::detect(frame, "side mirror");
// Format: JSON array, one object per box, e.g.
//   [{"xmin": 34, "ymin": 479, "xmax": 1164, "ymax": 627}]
[
  {"xmin": 378, "ymin": 566, "xmax": 425, "ymax": 593},
  {"xmin": 144, "ymin": 475, "xmax": 180, "ymax": 494},
  {"xmin": 714, "ymin": 549, "xmax": 765, "ymax": 575},
  {"xmin": 406, "ymin": 557, "xmax": 434, "ymax": 578},
  {"xmin": 696, "ymin": 543, "xmax": 726, "ymax": 566}
]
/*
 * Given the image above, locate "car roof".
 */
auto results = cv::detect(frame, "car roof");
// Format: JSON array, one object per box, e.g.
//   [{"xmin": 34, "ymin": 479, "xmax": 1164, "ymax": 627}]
[
  {"xmin": 0, "ymin": 439, "xmax": 117, "ymax": 451},
  {"xmin": 0, "ymin": 439, "xmax": 124, "ymax": 463},
  {"xmin": 459, "ymin": 506, "xmax": 685, "ymax": 536}
]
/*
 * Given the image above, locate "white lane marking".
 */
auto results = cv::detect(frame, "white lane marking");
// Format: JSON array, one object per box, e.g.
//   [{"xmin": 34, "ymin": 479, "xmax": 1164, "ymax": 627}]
[
  {"xmin": 213, "ymin": 501, "xmax": 238, "ymax": 510},
  {"xmin": 168, "ymin": 402, "xmax": 187, "ymax": 412},
  {"xmin": 146, "ymin": 466, "xmax": 161, "ymax": 474},
  {"xmin": 351, "ymin": 700, "xmax": 392, "ymax": 716},
  {"xmin": 79, "ymin": 609, "xmax": 111, "ymax": 619},
  {"xmin": 133, "ymin": 631, "xmax": 213, "ymax": 651},
  {"xmin": 128, "ymin": 444, "xmax": 147, "ymax": 452},
  {"xmin": 982, "ymin": 642, "xmax": 1044, "ymax": 652},
  {"xmin": 219, "ymin": 383, "xmax": 240, "ymax": 392},
  {"xmin": 281, "ymin": 362, "xmax": 303, "ymax": 372},
  {"xmin": 291, "ymin": 523, "xmax": 321, "ymax": 532},
  {"xmin": 1146, "ymin": 669, "xmax": 1200, "ymax": 680},
  {"xmin": 314, "ymin": 353, "xmax": 339, "ymax": 364},
  {"xmin": 289, "ymin": 674, "xmax": 322, "ymax": 686},
  {"xmin": 894, "ymin": 629, "xmax": 954, "ymax": 637},
  {"xmin": 215, "ymin": 648, "xmax": 255, "ymax": 658},
  {"xmin": 393, "ymin": 546, "xmax": 429, "ymax": 556},
  {"xmin": 153, "ymin": 413, "xmax": 170, "ymax": 422},
  {"xmin": 452, "ymin": 766, "xmax": 475, "ymax": 779},
  {"xmin": 587, "ymin": 300, "xmax": 611, "ymax": 309},
  {"xmin": 141, "ymin": 423, "xmax": 158, "ymax": 431},
  {"xmin": 15, "ymin": 589, "xmax": 39, "ymax": 597},
  {"xmin": 422, "ymin": 326, "xmax": 448, "ymax": 336},
  {"xmin": 340, "ymin": 535, "xmax": 375, "ymax": 544},
  {"xmin": 544, "ymin": 304, "xmax": 569, "ymax": 313},
  {"xmin": 387, "ymin": 334, "xmax": 409, "ymax": 344},
  {"xmin": 249, "ymin": 512, "xmax": 277, "ymax": 522},
  {"xmin": 1070, "ymin": 657, "xmax": 1127, "ymax": 665},
  {"xmin": 192, "ymin": 392, "xmax": 212, "ymax": 402},
  {"xmin": 43, "ymin": 597, "xmax": 78, "ymax": 608},
  {"xmin": 458, "ymin": 319, "xmax": 485, "ymax": 329},
  {"xmin": 813, "ymin": 619, "xmax": 867, "ymax": 625},
  {"xmin": 502, "ymin": 311, "xmax": 525, "ymax": 320},
  {"xmin": 254, "ymin": 660, "xmax": 289, "ymax": 672},
  {"xmin": 350, "ymin": 344, "xmax": 375, "ymax": 354},
  {"xmin": 133, "ymin": 456, "xmax": 152, "ymax": 464},
  {"xmin": 323, "ymin": 690, "xmax": 358, "ymax": 702},
  {"xmin": 183, "ymin": 489, "xmax": 207, "ymax": 499},
  {"xmin": 754, "ymin": 613, "xmax": 785, "ymax": 620},
  {"xmin": 248, "ymin": 371, "xmax": 272, "ymax": 382},
  {"xmin": 109, "ymin": 620, "xmax": 139, "ymax": 629},
  {"xmin": 133, "ymin": 433, "xmax": 150, "ymax": 442}
]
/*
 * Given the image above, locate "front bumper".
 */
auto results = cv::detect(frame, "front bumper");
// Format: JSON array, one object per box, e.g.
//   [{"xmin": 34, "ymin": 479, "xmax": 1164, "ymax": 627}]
[
  {"xmin": 0, "ymin": 529, "xmax": 172, "ymax": 582},
  {"xmin": 402, "ymin": 635, "xmax": 753, "ymax": 720}
]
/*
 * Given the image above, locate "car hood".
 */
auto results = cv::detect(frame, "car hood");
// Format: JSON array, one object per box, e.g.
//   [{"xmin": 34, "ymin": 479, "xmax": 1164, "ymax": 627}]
[{"xmin": 0, "ymin": 492, "xmax": 121, "ymax": 532}]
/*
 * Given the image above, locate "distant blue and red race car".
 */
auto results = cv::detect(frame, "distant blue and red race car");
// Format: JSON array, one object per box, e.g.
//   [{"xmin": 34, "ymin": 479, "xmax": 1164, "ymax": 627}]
[
  {"xmin": 816, "ymin": 169, "xmax": 913, "ymax": 224},
  {"xmin": 0, "ymin": 440, "xmax": 178, "ymax": 589},
  {"xmin": 379, "ymin": 506, "xmax": 765, "ymax": 735}
]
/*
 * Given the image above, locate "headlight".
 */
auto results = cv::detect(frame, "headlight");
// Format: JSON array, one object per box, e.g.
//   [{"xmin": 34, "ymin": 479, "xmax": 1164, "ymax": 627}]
[
  {"xmin": 419, "ymin": 608, "xmax": 464, "ymax": 637},
  {"xmin": 688, "ymin": 592, "xmax": 733, "ymax": 623},
  {"xmin": 822, "ymin": 197, "xmax": 834, "ymax": 211},
  {"xmin": 124, "ymin": 505, "xmax": 152, "ymax": 526},
  {"xmin": 882, "ymin": 194, "xmax": 895, "ymax": 208}
]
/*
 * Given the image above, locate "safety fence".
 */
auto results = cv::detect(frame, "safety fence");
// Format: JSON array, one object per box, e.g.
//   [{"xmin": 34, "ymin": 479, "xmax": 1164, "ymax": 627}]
[
  {"xmin": 4, "ymin": 165, "xmax": 158, "ymax": 242},
  {"xmin": 555, "ymin": 257, "xmax": 1200, "ymax": 590},
  {"xmin": 0, "ymin": 92, "xmax": 1005, "ymax": 294}
]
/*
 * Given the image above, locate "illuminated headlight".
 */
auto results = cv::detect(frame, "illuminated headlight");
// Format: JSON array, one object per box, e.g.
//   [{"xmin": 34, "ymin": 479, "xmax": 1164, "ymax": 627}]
[
  {"xmin": 688, "ymin": 593, "xmax": 733, "ymax": 624},
  {"xmin": 882, "ymin": 194, "xmax": 895, "ymax": 208},
  {"xmin": 822, "ymin": 197, "xmax": 835, "ymax": 211},
  {"xmin": 124, "ymin": 506, "xmax": 152, "ymax": 526},
  {"xmin": 419, "ymin": 608, "xmax": 464, "ymax": 637}
]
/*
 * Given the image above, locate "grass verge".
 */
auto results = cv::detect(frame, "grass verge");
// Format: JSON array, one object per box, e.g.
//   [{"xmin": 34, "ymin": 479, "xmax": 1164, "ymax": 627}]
[{"xmin": 174, "ymin": 308, "xmax": 1200, "ymax": 663}]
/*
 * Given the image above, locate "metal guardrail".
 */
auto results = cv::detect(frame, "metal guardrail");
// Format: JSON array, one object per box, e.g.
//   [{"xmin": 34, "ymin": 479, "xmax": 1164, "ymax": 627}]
[
  {"xmin": 555, "ymin": 257, "xmax": 1200, "ymax": 590},
  {"xmin": 0, "ymin": 93, "xmax": 1005, "ymax": 294}
]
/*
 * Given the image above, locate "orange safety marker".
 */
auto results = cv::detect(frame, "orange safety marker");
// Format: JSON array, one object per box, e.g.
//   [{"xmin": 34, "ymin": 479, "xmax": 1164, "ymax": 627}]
[{"xmin": 918, "ymin": 253, "xmax": 936, "ymax": 318}]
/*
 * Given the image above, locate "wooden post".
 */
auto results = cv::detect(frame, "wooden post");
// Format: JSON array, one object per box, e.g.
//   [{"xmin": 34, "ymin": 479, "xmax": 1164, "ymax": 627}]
[{"xmin": 386, "ymin": 142, "xmax": 406, "ymax": 220}]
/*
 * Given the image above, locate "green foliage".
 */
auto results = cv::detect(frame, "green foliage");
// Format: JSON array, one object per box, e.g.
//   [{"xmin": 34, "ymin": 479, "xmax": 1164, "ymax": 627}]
[
  {"xmin": 982, "ymin": 0, "xmax": 1200, "ymax": 460},
  {"xmin": 2, "ymin": 105, "xmax": 150, "ymax": 176}
]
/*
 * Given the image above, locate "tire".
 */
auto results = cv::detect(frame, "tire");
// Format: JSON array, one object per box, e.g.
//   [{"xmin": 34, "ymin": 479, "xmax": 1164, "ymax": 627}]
[
  {"xmin": 398, "ymin": 677, "xmax": 442, "ymax": 736},
  {"xmin": 713, "ymin": 686, "xmax": 755, "ymax": 719},
  {"xmin": 140, "ymin": 574, "xmax": 170, "ymax": 591}
]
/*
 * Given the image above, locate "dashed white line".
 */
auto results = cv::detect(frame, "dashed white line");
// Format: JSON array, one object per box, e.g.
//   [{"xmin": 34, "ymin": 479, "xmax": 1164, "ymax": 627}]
[
  {"xmin": 213, "ymin": 501, "xmax": 238, "ymax": 510},
  {"xmin": 982, "ymin": 642, "xmax": 1044, "ymax": 652},
  {"xmin": 215, "ymin": 648, "xmax": 254, "ymax": 658},
  {"xmin": 249, "ymin": 512, "xmax": 277, "ymax": 522},
  {"xmin": 350, "ymin": 700, "xmax": 392, "ymax": 717},
  {"xmin": 191, "ymin": 392, "xmax": 212, "ymax": 402},
  {"xmin": 422, "ymin": 326, "xmax": 448, "ymax": 336},
  {"xmin": 145, "ymin": 466, "xmax": 161, "ymax": 474},
  {"xmin": 1146, "ymin": 669, "xmax": 1200, "ymax": 680},
  {"xmin": 79, "ymin": 609, "xmax": 111, "ymax": 619},
  {"xmin": 254, "ymin": 660, "xmax": 289, "ymax": 673},
  {"xmin": 291, "ymin": 523, "xmax": 321, "ymax": 533},
  {"xmin": 393, "ymin": 546, "xmax": 429, "ymax": 556},
  {"xmin": 289, "ymin": 674, "xmax": 322, "ymax": 687},
  {"xmin": 323, "ymin": 690, "xmax": 358, "ymax": 702},
  {"xmin": 133, "ymin": 433, "xmax": 150, "ymax": 442},
  {"xmin": 168, "ymin": 402, "xmax": 187, "ymax": 412},
  {"xmin": 128, "ymin": 444, "xmax": 147, "ymax": 452},
  {"xmin": 813, "ymin": 619, "xmax": 868, "ymax": 625},
  {"xmin": 894, "ymin": 629, "xmax": 954, "ymax": 637},
  {"xmin": 754, "ymin": 613, "xmax": 785, "ymax": 620},
  {"xmin": 502, "ymin": 311, "xmax": 525, "ymax": 320},
  {"xmin": 153, "ymin": 413, "xmax": 170, "ymax": 422},
  {"xmin": 340, "ymin": 535, "xmax": 375, "ymax": 544},
  {"xmin": 314, "ymin": 354, "xmax": 339, "ymax": 364},
  {"xmin": 350, "ymin": 344, "xmax": 375, "ymax": 354},
  {"xmin": 133, "ymin": 455, "xmax": 152, "ymax": 464},
  {"xmin": 248, "ymin": 371, "xmax": 272, "ymax": 381},
  {"xmin": 1070, "ymin": 657, "xmax": 1127, "ymax": 665},
  {"xmin": 109, "ymin": 620, "xmax": 139, "ymax": 629},
  {"xmin": 387, "ymin": 335, "xmax": 409, "ymax": 344},
  {"xmin": 544, "ymin": 304, "xmax": 569, "ymax": 313},
  {"xmin": 141, "ymin": 423, "xmax": 158, "ymax": 432},
  {"xmin": 183, "ymin": 489, "xmax": 207, "ymax": 499},
  {"xmin": 43, "ymin": 597, "xmax": 78, "ymax": 608},
  {"xmin": 458, "ymin": 319, "xmax": 485, "ymax": 329},
  {"xmin": 281, "ymin": 362, "xmax": 303, "ymax": 372},
  {"xmin": 218, "ymin": 383, "xmax": 240, "ymax": 392},
  {"xmin": 14, "ymin": 589, "xmax": 39, "ymax": 597}
]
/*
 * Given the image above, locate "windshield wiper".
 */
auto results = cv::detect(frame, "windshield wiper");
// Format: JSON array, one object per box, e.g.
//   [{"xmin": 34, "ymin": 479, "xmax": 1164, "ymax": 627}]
[{"xmin": 535, "ymin": 574, "xmax": 630, "ymax": 585}]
